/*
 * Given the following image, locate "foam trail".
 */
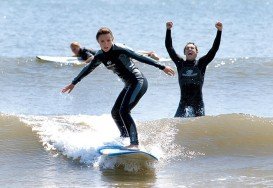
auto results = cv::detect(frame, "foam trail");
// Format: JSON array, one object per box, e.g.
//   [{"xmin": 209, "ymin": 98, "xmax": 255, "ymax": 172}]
[
  {"xmin": 19, "ymin": 114, "xmax": 181, "ymax": 171},
  {"xmin": 20, "ymin": 114, "xmax": 123, "ymax": 164}
]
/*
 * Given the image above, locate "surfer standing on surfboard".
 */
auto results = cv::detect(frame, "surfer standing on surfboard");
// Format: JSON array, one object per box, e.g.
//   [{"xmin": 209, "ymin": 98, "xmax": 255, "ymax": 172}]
[
  {"xmin": 62, "ymin": 27, "xmax": 175, "ymax": 149},
  {"xmin": 70, "ymin": 42, "xmax": 97, "ymax": 64},
  {"xmin": 165, "ymin": 21, "xmax": 222, "ymax": 117}
]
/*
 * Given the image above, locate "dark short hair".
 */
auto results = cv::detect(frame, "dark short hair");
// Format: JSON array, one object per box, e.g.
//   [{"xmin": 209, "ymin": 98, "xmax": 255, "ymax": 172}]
[
  {"xmin": 184, "ymin": 42, "xmax": 198, "ymax": 54},
  {"xmin": 96, "ymin": 27, "xmax": 114, "ymax": 41}
]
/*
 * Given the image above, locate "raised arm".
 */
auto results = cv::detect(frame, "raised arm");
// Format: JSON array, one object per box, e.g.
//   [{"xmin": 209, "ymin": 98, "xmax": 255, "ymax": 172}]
[
  {"xmin": 62, "ymin": 57, "xmax": 101, "ymax": 93},
  {"xmin": 199, "ymin": 22, "xmax": 222, "ymax": 66},
  {"xmin": 165, "ymin": 21, "xmax": 184, "ymax": 66},
  {"xmin": 124, "ymin": 48, "xmax": 175, "ymax": 76}
]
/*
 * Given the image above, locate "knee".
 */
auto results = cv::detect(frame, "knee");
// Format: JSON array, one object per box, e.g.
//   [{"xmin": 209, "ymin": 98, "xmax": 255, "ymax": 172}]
[
  {"xmin": 119, "ymin": 107, "xmax": 130, "ymax": 118},
  {"xmin": 111, "ymin": 107, "xmax": 119, "ymax": 119}
]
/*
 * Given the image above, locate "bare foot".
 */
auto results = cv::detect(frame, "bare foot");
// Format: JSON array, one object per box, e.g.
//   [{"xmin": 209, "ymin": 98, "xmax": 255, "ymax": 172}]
[{"xmin": 125, "ymin": 144, "xmax": 139, "ymax": 150}]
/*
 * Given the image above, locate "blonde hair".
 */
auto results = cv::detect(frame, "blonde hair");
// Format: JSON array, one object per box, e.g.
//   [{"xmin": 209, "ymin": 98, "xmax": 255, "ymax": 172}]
[{"xmin": 70, "ymin": 42, "xmax": 81, "ymax": 48}]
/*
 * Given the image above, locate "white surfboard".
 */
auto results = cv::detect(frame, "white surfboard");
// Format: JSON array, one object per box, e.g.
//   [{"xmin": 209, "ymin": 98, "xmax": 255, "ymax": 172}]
[
  {"xmin": 37, "ymin": 55, "xmax": 170, "ymax": 65},
  {"xmin": 36, "ymin": 56, "xmax": 85, "ymax": 65},
  {"xmin": 157, "ymin": 57, "xmax": 171, "ymax": 62},
  {"xmin": 98, "ymin": 145, "xmax": 158, "ymax": 162}
]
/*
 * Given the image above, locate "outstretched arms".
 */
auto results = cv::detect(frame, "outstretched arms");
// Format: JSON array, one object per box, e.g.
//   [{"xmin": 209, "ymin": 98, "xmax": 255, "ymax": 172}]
[
  {"xmin": 72, "ymin": 58, "xmax": 101, "ymax": 85},
  {"xmin": 199, "ymin": 22, "xmax": 222, "ymax": 66},
  {"xmin": 165, "ymin": 21, "xmax": 184, "ymax": 66},
  {"xmin": 62, "ymin": 57, "xmax": 101, "ymax": 93}
]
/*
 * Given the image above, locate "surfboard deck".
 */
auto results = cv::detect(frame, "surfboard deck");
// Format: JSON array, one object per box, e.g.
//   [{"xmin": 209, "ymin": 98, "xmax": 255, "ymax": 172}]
[
  {"xmin": 98, "ymin": 145, "xmax": 158, "ymax": 161},
  {"xmin": 36, "ymin": 55, "xmax": 170, "ymax": 65},
  {"xmin": 36, "ymin": 56, "xmax": 85, "ymax": 65}
]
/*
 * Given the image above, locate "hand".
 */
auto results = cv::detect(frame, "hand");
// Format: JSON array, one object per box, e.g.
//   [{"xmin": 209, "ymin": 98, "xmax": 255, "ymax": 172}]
[
  {"xmin": 166, "ymin": 21, "xmax": 173, "ymax": 29},
  {"xmin": 215, "ymin": 21, "xmax": 223, "ymax": 31},
  {"xmin": 62, "ymin": 83, "xmax": 75, "ymax": 93},
  {"xmin": 163, "ymin": 66, "xmax": 175, "ymax": 76},
  {"xmin": 147, "ymin": 51, "xmax": 160, "ymax": 61}
]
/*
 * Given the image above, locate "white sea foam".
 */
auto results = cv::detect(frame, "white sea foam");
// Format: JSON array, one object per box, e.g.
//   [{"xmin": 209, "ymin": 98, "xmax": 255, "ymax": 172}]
[{"xmin": 19, "ymin": 114, "xmax": 171, "ymax": 171}]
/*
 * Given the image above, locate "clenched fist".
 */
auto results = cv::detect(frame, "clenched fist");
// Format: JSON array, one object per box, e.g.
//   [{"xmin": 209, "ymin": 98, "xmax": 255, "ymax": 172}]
[
  {"xmin": 215, "ymin": 21, "xmax": 223, "ymax": 31},
  {"xmin": 166, "ymin": 21, "xmax": 173, "ymax": 30}
]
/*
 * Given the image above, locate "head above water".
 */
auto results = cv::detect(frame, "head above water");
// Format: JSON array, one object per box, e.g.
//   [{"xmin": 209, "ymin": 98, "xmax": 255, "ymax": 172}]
[
  {"xmin": 70, "ymin": 42, "xmax": 81, "ymax": 56},
  {"xmin": 96, "ymin": 27, "xmax": 114, "ymax": 52},
  {"xmin": 184, "ymin": 42, "xmax": 198, "ymax": 61}
]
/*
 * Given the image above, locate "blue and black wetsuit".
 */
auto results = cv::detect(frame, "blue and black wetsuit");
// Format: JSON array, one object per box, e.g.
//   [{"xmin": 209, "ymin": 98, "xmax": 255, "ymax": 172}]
[
  {"xmin": 165, "ymin": 29, "xmax": 221, "ymax": 117},
  {"xmin": 78, "ymin": 48, "xmax": 97, "ymax": 60},
  {"xmin": 72, "ymin": 43, "xmax": 165, "ymax": 145}
]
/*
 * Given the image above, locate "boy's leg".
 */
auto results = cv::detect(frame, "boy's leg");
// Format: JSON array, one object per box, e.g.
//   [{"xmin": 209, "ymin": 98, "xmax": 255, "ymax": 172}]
[
  {"xmin": 111, "ymin": 87, "xmax": 129, "ymax": 137},
  {"xmin": 119, "ymin": 79, "xmax": 148, "ymax": 145}
]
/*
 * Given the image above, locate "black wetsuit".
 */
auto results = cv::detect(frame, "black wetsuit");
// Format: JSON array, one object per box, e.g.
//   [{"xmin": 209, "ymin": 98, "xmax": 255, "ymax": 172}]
[
  {"xmin": 72, "ymin": 43, "xmax": 165, "ymax": 145},
  {"xmin": 79, "ymin": 48, "xmax": 97, "ymax": 60},
  {"xmin": 165, "ymin": 29, "xmax": 221, "ymax": 117}
]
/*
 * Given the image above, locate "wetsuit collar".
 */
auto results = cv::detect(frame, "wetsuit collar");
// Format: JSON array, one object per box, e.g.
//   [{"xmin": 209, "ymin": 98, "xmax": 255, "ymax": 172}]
[{"xmin": 185, "ymin": 59, "xmax": 197, "ymax": 66}]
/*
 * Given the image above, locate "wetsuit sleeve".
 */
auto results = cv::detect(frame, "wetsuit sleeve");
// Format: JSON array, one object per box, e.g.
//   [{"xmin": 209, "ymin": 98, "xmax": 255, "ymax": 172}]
[
  {"xmin": 124, "ymin": 49, "xmax": 166, "ymax": 70},
  {"xmin": 72, "ymin": 57, "xmax": 101, "ymax": 85},
  {"xmin": 199, "ymin": 30, "xmax": 222, "ymax": 66},
  {"xmin": 165, "ymin": 29, "xmax": 184, "ymax": 66},
  {"xmin": 85, "ymin": 51, "xmax": 94, "ymax": 58}
]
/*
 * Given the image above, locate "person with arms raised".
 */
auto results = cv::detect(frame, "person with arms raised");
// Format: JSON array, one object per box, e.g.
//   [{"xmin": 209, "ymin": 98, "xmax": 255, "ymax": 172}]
[{"xmin": 165, "ymin": 21, "xmax": 222, "ymax": 117}]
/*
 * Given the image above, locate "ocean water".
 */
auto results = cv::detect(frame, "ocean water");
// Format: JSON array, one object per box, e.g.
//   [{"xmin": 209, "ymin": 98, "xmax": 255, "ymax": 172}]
[{"xmin": 1, "ymin": 0, "xmax": 273, "ymax": 187}]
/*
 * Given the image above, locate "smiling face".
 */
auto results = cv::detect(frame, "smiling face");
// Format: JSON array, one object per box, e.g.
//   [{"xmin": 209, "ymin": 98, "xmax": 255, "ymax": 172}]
[
  {"xmin": 184, "ymin": 43, "xmax": 198, "ymax": 61},
  {"xmin": 97, "ymin": 33, "xmax": 113, "ymax": 52}
]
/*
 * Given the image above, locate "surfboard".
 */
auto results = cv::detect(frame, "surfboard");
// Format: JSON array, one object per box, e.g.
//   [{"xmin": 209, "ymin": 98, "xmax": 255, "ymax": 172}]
[
  {"xmin": 98, "ymin": 145, "xmax": 158, "ymax": 161},
  {"xmin": 157, "ymin": 57, "xmax": 171, "ymax": 62},
  {"xmin": 36, "ymin": 55, "xmax": 170, "ymax": 65},
  {"xmin": 36, "ymin": 56, "xmax": 85, "ymax": 65}
]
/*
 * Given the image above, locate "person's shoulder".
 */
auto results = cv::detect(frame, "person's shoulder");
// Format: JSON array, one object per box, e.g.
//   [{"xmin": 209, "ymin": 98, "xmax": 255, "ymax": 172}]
[
  {"xmin": 94, "ymin": 49, "xmax": 103, "ymax": 56},
  {"xmin": 113, "ymin": 43, "xmax": 133, "ymax": 52},
  {"xmin": 82, "ymin": 47, "xmax": 87, "ymax": 51},
  {"xmin": 195, "ymin": 58, "xmax": 206, "ymax": 68},
  {"xmin": 80, "ymin": 47, "xmax": 89, "ymax": 54},
  {"xmin": 83, "ymin": 47, "xmax": 96, "ymax": 52},
  {"xmin": 90, "ymin": 50, "xmax": 103, "ymax": 63}
]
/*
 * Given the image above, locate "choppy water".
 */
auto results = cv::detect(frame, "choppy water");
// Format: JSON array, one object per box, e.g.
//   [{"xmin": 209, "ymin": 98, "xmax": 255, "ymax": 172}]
[{"xmin": 1, "ymin": 0, "xmax": 273, "ymax": 187}]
